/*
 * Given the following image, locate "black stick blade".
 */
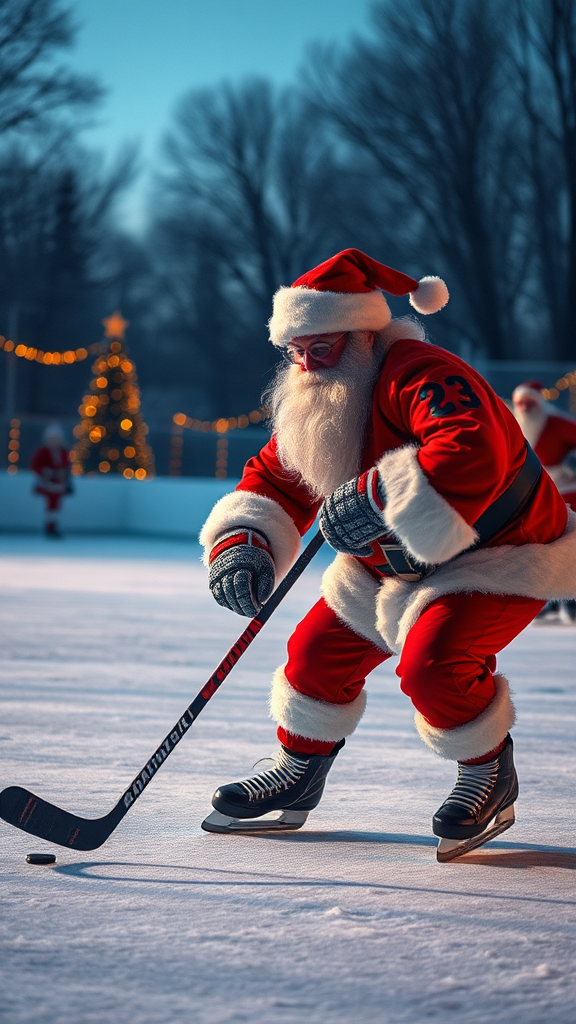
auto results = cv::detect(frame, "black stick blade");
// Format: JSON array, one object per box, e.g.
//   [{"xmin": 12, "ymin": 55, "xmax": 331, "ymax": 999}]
[{"xmin": 0, "ymin": 786, "xmax": 123, "ymax": 851}]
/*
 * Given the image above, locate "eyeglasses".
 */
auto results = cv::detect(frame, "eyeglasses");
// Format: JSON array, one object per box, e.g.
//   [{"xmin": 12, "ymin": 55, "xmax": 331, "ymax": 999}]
[{"xmin": 280, "ymin": 333, "xmax": 347, "ymax": 365}]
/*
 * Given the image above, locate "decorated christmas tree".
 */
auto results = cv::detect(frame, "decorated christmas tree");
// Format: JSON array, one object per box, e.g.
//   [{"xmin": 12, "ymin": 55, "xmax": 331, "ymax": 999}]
[{"xmin": 71, "ymin": 312, "xmax": 154, "ymax": 479}]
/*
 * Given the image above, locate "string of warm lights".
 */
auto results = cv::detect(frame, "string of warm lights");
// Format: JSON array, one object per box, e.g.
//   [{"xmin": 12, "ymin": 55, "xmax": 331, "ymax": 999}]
[
  {"xmin": 6, "ymin": 418, "xmax": 21, "ymax": 475},
  {"xmin": 173, "ymin": 407, "xmax": 268, "ymax": 433},
  {"xmin": 542, "ymin": 369, "xmax": 576, "ymax": 412},
  {"xmin": 170, "ymin": 408, "xmax": 268, "ymax": 478},
  {"xmin": 0, "ymin": 334, "xmax": 103, "ymax": 364}
]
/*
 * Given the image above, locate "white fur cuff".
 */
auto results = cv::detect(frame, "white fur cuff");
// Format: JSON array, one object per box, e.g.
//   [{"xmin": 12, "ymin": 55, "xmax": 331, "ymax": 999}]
[
  {"xmin": 378, "ymin": 445, "xmax": 478, "ymax": 565},
  {"xmin": 414, "ymin": 674, "xmax": 515, "ymax": 761},
  {"xmin": 199, "ymin": 490, "xmax": 301, "ymax": 580},
  {"xmin": 269, "ymin": 665, "xmax": 367, "ymax": 742}
]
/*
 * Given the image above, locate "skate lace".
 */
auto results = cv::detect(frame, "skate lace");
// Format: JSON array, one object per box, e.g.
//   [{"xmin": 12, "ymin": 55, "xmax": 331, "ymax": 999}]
[
  {"xmin": 443, "ymin": 758, "xmax": 500, "ymax": 816},
  {"xmin": 238, "ymin": 748, "xmax": 309, "ymax": 802}
]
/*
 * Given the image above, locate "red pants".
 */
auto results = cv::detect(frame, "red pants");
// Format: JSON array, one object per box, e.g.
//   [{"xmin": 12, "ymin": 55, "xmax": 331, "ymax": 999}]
[
  {"xmin": 45, "ymin": 493, "xmax": 63, "ymax": 512},
  {"xmin": 36, "ymin": 489, "xmax": 64, "ymax": 512},
  {"xmin": 278, "ymin": 592, "xmax": 544, "ymax": 754}
]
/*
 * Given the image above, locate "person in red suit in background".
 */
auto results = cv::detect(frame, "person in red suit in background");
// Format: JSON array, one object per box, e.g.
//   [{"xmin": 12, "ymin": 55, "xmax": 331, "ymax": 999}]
[
  {"xmin": 31, "ymin": 423, "xmax": 71, "ymax": 538},
  {"xmin": 199, "ymin": 249, "xmax": 576, "ymax": 859},
  {"xmin": 512, "ymin": 381, "xmax": 576, "ymax": 622}
]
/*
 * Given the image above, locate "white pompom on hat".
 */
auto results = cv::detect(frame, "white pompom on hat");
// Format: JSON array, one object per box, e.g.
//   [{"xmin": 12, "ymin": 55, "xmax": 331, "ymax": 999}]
[
  {"xmin": 268, "ymin": 248, "xmax": 449, "ymax": 347},
  {"xmin": 512, "ymin": 381, "xmax": 544, "ymax": 405}
]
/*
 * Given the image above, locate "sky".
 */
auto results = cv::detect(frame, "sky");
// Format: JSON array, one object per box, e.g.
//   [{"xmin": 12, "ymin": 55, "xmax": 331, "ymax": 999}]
[{"xmin": 69, "ymin": 0, "xmax": 375, "ymax": 228}]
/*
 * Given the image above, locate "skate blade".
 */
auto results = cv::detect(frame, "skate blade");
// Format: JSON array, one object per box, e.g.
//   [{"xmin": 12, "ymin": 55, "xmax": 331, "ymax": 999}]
[
  {"xmin": 436, "ymin": 804, "xmax": 515, "ymax": 863},
  {"xmin": 201, "ymin": 808, "xmax": 309, "ymax": 834}
]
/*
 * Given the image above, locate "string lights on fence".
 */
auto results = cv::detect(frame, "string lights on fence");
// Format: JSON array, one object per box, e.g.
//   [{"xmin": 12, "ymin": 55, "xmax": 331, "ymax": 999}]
[
  {"xmin": 215, "ymin": 437, "xmax": 228, "ymax": 479},
  {"xmin": 170, "ymin": 407, "xmax": 269, "ymax": 478},
  {"xmin": 172, "ymin": 408, "xmax": 267, "ymax": 432},
  {"xmin": 170, "ymin": 421, "xmax": 184, "ymax": 476},
  {"xmin": 0, "ymin": 335, "xmax": 103, "ymax": 364},
  {"xmin": 542, "ymin": 370, "xmax": 576, "ymax": 413},
  {"xmin": 6, "ymin": 418, "xmax": 20, "ymax": 475}
]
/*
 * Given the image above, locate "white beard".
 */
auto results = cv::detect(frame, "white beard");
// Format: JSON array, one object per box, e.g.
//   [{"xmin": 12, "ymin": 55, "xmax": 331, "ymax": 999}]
[
  {"xmin": 266, "ymin": 332, "xmax": 384, "ymax": 499},
  {"xmin": 513, "ymin": 404, "xmax": 547, "ymax": 448}
]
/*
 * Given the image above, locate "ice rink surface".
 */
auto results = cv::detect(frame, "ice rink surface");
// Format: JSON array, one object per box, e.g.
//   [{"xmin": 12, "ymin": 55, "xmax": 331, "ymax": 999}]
[{"xmin": 0, "ymin": 534, "xmax": 574, "ymax": 1024}]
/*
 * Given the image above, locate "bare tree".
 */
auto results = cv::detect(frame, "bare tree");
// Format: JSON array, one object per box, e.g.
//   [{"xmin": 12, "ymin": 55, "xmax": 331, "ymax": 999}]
[
  {"xmin": 160, "ymin": 79, "xmax": 357, "ymax": 310},
  {"xmin": 0, "ymin": 141, "xmax": 138, "ymax": 414},
  {"xmin": 152, "ymin": 78, "xmax": 376, "ymax": 413},
  {"xmin": 0, "ymin": 0, "xmax": 102, "ymax": 136},
  {"xmin": 307, "ymin": 0, "xmax": 529, "ymax": 358},
  {"xmin": 512, "ymin": 0, "xmax": 576, "ymax": 360}
]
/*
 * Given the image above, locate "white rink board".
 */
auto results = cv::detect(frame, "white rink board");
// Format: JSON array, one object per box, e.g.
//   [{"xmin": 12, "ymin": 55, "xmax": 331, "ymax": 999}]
[
  {"xmin": 0, "ymin": 470, "xmax": 235, "ymax": 537},
  {"xmin": 0, "ymin": 534, "xmax": 574, "ymax": 1024}
]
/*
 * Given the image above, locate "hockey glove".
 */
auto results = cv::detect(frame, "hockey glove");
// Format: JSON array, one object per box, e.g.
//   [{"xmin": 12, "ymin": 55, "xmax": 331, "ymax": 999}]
[
  {"xmin": 320, "ymin": 467, "xmax": 387, "ymax": 557},
  {"xmin": 209, "ymin": 529, "xmax": 275, "ymax": 616}
]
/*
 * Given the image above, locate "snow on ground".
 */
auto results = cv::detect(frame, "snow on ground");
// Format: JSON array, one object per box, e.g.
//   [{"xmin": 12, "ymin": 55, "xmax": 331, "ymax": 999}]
[{"xmin": 0, "ymin": 533, "xmax": 574, "ymax": 1024}]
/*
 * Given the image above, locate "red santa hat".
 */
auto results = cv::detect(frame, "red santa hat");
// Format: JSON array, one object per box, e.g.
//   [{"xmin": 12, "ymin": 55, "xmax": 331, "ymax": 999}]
[
  {"xmin": 268, "ymin": 248, "xmax": 449, "ymax": 347},
  {"xmin": 512, "ymin": 381, "xmax": 544, "ymax": 404}
]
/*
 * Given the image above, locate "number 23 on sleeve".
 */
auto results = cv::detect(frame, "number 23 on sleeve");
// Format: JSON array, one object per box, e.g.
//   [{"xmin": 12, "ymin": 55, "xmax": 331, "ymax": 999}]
[{"xmin": 419, "ymin": 375, "xmax": 481, "ymax": 419}]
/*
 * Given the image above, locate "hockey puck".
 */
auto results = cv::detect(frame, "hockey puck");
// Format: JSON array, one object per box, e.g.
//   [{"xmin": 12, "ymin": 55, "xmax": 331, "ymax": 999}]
[{"xmin": 26, "ymin": 853, "xmax": 56, "ymax": 865}]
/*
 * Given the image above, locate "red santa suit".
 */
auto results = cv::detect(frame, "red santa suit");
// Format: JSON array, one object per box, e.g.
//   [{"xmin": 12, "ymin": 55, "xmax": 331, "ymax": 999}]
[
  {"xmin": 201, "ymin": 255, "xmax": 576, "ymax": 763},
  {"xmin": 31, "ymin": 444, "xmax": 69, "ymax": 510},
  {"xmin": 512, "ymin": 382, "xmax": 576, "ymax": 512}
]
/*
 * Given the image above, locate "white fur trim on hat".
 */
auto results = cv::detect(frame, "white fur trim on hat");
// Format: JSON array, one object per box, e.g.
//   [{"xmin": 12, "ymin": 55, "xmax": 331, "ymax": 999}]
[
  {"xmin": 269, "ymin": 665, "xmax": 367, "ymax": 742},
  {"xmin": 199, "ymin": 490, "xmax": 301, "ymax": 580},
  {"xmin": 512, "ymin": 384, "xmax": 544, "ymax": 405},
  {"xmin": 321, "ymin": 553, "xmax": 391, "ymax": 651},
  {"xmin": 409, "ymin": 276, "xmax": 449, "ymax": 315},
  {"xmin": 414, "ymin": 674, "xmax": 515, "ymax": 760},
  {"xmin": 268, "ymin": 286, "xmax": 391, "ymax": 347},
  {"xmin": 377, "ymin": 446, "xmax": 478, "ymax": 565}
]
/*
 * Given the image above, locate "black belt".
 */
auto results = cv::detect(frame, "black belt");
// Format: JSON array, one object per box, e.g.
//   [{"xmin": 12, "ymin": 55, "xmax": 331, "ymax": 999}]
[{"xmin": 372, "ymin": 442, "xmax": 542, "ymax": 582}]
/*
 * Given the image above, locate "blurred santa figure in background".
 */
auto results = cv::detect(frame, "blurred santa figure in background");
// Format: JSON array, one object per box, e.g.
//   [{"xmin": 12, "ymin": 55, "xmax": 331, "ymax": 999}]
[
  {"xmin": 512, "ymin": 381, "xmax": 576, "ymax": 622},
  {"xmin": 31, "ymin": 423, "xmax": 71, "ymax": 538}
]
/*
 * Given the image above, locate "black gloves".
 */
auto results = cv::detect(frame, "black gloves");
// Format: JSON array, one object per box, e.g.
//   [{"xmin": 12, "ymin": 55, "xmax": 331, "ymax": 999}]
[
  {"xmin": 320, "ymin": 467, "xmax": 387, "ymax": 556},
  {"xmin": 209, "ymin": 529, "xmax": 275, "ymax": 616}
]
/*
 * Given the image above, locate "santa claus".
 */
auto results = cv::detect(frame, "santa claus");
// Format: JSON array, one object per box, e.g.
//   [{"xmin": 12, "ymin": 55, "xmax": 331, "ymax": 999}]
[
  {"xmin": 199, "ymin": 249, "xmax": 576, "ymax": 860},
  {"xmin": 31, "ymin": 423, "xmax": 71, "ymax": 538},
  {"xmin": 512, "ymin": 381, "xmax": 576, "ymax": 511},
  {"xmin": 512, "ymin": 381, "xmax": 576, "ymax": 623}
]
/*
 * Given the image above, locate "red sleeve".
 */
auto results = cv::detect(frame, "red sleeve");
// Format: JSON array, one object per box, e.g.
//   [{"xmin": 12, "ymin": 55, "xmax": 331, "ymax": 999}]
[
  {"xmin": 237, "ymin": 435, "xmax": 321, "ymax": 537},
  {"xmin": 381, "ymin": 347, "xmax": 527, "ymax": 525}
]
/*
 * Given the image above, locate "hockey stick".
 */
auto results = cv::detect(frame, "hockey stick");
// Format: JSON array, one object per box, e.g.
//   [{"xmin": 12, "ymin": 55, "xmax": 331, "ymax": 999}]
[{"xmin": 0, "ymin": 530, "xmax": 325, "ymax": 851}]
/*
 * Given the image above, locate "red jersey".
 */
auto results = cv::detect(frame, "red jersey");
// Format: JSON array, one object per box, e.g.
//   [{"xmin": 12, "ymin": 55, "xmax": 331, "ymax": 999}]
[{"xmin": 237, "ymin": 340, "xmax": 567, "ymax": 559}]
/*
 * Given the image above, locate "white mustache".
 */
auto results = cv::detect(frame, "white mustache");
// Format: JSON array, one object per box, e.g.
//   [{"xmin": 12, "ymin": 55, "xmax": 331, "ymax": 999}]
[{"xmin": 266, "ymin": 334, "xmax": 383, "ymax": 499}]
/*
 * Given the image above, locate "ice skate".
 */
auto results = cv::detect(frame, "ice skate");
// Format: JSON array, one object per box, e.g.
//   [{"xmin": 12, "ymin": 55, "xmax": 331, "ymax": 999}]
[
  {"xmin": 201, "ymin": 740, "xmax": 344, "ymax": 834},
  {"xmin": 433, "ymin": 734, "xmax": 518, "ymax": 862}
]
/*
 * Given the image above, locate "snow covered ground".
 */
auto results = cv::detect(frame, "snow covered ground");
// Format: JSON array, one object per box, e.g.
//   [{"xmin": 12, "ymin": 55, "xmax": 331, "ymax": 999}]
[{"xmin": 0, "ymin": 533, "xmax": 574, "ymax": 1024}]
